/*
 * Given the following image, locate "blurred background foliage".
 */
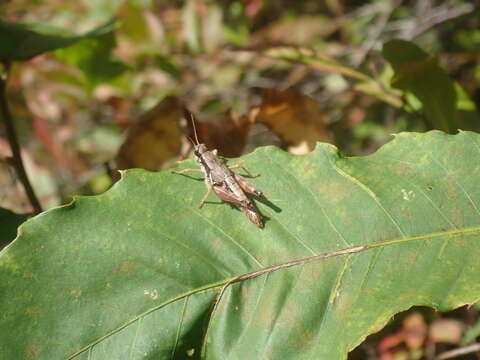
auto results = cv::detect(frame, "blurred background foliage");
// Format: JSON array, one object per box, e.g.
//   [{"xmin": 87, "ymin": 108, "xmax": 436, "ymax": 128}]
[
  {"xmin": 1, "ymin": 0, "xmax": 478, "ymax": 213},
  {"xmin": 1, "ymin": 1, "xmax": 480, "ymax": 358}
]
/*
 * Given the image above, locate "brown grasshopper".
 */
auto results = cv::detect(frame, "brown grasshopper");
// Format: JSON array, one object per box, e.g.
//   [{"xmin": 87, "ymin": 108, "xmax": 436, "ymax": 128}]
[{"xmin": 172, "ymin": 115, "xmax": 264, "ymax": 228}]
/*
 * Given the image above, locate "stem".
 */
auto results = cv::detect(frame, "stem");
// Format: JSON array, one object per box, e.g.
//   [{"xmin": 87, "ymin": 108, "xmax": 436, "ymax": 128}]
[
  {"xmin": 436, "ymin": 343, "xmax": 480, "ymax": 360},
  {"xmin": 0, "ymin": 62, "xmax": 42, "ymax": 214}
]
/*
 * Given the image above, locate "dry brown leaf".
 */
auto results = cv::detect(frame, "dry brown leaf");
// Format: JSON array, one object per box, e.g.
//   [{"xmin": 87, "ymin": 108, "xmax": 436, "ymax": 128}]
[
  {"xmin": 402, "ymin": 312, "xmax": 427, "ymax": 350},
  {"xmin": 253, "ymin": 88, "xmax": 332, "ymax": 154},
  {"xmin": 250, "ymin": 15, "xmax": 338, "ymax": 47},
  {"xmin": 116, "ymin": 96, "xmax": 182, "ymax": 171},
  {"xmin": 186, "ymin": 110, "xmax": 253, "ymax": 158},
  {"xmin": 429, "ymin": 319, "xmax": 464, "ymax": 344},
  {"xmin": 377, "ymin": 312, "xmax": 427, "ymax": 357}
]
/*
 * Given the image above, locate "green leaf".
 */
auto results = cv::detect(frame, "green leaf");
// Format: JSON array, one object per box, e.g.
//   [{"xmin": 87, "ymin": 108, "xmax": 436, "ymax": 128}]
[
  {"xmin": 0, "ymin": 208, "xmax": 28, "ymax": 250},
  {"xmin": 0, "ymin": 18, "xmax": 118, "ymax": 63},
  {"xmin": 155, "ymin": 55, "xmax": 181, "ymax": 79},
  {"xmin": 382, "ymin": 40, "xmax": 457, "ymax": 133},
  {"xmin": 54, "ymin": 21, "xmax": 128, "ymax": 88},
  {"xmin": 1, "ymin": 131, "xmax": 480, "ymax": 359},
  {"xmin": 182, "ymin": 0, "xmax": 202, "ymax": 52}
]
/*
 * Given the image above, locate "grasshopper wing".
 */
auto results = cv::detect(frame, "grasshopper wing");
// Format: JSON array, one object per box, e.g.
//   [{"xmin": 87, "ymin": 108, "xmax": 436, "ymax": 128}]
[
  {"xmin": 212, "ymin": 183, "xmax": 263, "ymax": 228},
  {"xmin": 234, "ymin": 173, "xmax": 262, "ymax": 197},
  {"xmin": 212, "ymin": 182, "xmax": 248, "ymax": 207}
]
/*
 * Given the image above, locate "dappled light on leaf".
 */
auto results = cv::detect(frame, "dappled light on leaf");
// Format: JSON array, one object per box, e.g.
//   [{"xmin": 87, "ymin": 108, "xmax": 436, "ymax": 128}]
[{"xmin": 383, "ymin": 40, "xmax": 458, "ymax": 133}]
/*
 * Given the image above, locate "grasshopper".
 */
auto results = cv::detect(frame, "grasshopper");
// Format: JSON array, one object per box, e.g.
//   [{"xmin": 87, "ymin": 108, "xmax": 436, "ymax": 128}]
[{"xmin": 172, "ymin": 115, "xmax": 264, "ymax": 228}]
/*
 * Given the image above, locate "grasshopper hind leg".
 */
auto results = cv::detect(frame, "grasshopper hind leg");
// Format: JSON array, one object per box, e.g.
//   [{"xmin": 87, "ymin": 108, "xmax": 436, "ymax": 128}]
[
  {"xmin": 240, "ymin": 203, "xmax": 263, "ymax": 228},
  {"xmin": 234, "ymin": 173, "xmax": 262, "ymax": 197}
]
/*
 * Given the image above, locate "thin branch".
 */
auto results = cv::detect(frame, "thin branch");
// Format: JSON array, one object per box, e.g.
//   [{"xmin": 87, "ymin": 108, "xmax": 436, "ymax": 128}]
[
  {"xmin": 406, "ymin": 3, "xmax": 476, "ymax": 40},
  {"xmin": 0, "ymin": 62, "xmax": 42, "ymax": 214},
  {"xmin": 351, "ymin": 0, "xmax": 402, "ymax": 67},
  {"xmin": 386, "ymin": 2, "xmax": 477, "ymax": 40},
  {"xmin": 436, "ymin": 343, "xmax": 480, "ymax": 360}
]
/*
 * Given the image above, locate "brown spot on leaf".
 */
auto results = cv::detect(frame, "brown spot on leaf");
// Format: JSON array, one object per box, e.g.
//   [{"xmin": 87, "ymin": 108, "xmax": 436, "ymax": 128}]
[
  {"xmin": 70, "ymin": 289, "xmax": 82, "ymax": 298},
  {"xmin": 25, "ymin": 307, "xmax": 41, "ymax": 320},
  {"xmin": 25, "ymin": 340, "xmax": 41, "ymax": 357},
  {"xmin": 120, "ymin": 261, "xmax": 135, "ymax": 274}
]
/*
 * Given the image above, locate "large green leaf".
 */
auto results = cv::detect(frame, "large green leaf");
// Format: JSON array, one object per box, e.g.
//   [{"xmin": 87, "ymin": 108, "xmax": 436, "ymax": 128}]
[
  {"xmin": 1, "ymin": 131, "xmax": 480, "ymax": 359},
  {"xmin": 0, "ymin": 18, "xmax": 117, "ymax": 63},
  {"xmin": 0, "ymin": 208, "xmax": 28, "ymax": 250},
  {"xmin": 382, "ymin": 40, "xmax": 457, "ymax": 133}
]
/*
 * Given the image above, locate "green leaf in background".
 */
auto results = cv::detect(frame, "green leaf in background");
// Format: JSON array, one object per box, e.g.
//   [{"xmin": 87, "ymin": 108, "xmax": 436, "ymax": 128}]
[
  {"xmin": 183, "ymin": 0, "xmax": 202, "ymax": 52},
  {"xmin": 54, "ymin": 21, "xmax": 128, "ymax": 88},
  {"xmin": 0, "ymin": 18, "xmax": 118, "ymax": 63},
  {"xmin": 0, "ymin": 208, "xmax": 28, "ymax": 250},
  {"xmin": 117, "ymin": 1, "xmax": 149, "ymax": 42},
  {"xmin": 155, "ymin": 55, "xmax": 181, "ymax": 80},
  {"xmin": 382, "ymin": 39, "xmax": 457, "ymax": 133},
  {"xmin": 1, "ymin": 131, "xmax": 480, "ymax": 359}
]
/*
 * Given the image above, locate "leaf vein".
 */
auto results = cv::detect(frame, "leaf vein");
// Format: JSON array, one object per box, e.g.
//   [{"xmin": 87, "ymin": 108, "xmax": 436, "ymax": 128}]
[
  {"xmin": 128, "ymin": 316, "xmax": 142, "ymax": 360},
  {"xmin": 267, "ymin": 156, "xmax": 347, "ymax": 250},
  {"xmin": 332, "ymin": 163, "xmax": 407, "ymax": 237},
  {"xmin": 68, "ymin": 225, "xmax": 480, "ymax": 359},
  {"xmin": 170, "ymin": 297, "xmax": 189, "ymax": 360},
  {"xmin": 426, "ymin": 151, "xmax": 480, "ymax": 217}
]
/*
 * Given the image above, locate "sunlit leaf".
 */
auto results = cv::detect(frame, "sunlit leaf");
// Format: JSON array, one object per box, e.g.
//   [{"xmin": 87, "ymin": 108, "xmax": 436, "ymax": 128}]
[
  {"xmin": 183, "ymin": 0, "xmax": 202, "ymax": 52},
  {"xmin": 1, "ymin": 131, "xmax": 480, "ymax": 359},
  {"xmin": 0, "ymin": 18, "xmax": 117, "ymax": 63},
  {"xmin": 54, "ymin": 20, "xmax": 127, "ymax": 88},
  {"xmin": 382, "ymin": 40, "xmax": 457, "ymax": 133}
]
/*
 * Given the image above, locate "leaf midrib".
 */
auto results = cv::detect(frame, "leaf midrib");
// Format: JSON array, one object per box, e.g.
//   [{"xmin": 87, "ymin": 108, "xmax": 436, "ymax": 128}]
[{"xmin": 69, "ymin": 224, "xmax": 480, "ymax": 359}]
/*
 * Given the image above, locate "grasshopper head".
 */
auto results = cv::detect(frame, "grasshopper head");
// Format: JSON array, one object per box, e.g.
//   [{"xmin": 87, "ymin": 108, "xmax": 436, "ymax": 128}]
[{"xmin": 193, "ymin": 144, "xmax": 208, "ymax": 160}]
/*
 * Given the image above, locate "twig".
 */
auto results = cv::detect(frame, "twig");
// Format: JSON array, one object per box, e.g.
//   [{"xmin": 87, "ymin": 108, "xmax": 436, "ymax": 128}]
[
  {"xmin": 351, "ymin": 0, "xmax": 402, "ymax": 67},
  {"xmin": 406, "ymin": 2, "xmax": 476, "ymax": 40},
  {"xmin": 436, "ymin": 343, "xmax": 480, "ymax": 360},
  {"xmin": 385, "ymin": 2, "xmax": 477, "ymax": 40},
  {"xmin": 0, "ymin": 62, "xmax": 42, "ymax": 214}
]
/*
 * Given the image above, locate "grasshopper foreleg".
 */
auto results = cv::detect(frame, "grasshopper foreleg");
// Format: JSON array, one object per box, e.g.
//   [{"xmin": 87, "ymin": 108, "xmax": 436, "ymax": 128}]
[
  {"xmin": 199, "ymin": 182, "xmax": 213, "ymax": 209},
  {"xmin": 172, "ymin": 168, "xmax": 214, "ymax": 208},
  {"xmin": 172, "ymin": 168, "xmax": 203, "ymax": 175}
]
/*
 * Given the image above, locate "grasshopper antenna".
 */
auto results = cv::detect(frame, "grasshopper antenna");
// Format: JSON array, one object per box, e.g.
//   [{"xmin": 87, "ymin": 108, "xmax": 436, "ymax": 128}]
[
  {"xmin": 185, "ymin": 135, "xmax": 196, "ymax": 147},
  {"xmin": 190, "ymin": 113, "xmax": 200, "ymax": 145}
]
